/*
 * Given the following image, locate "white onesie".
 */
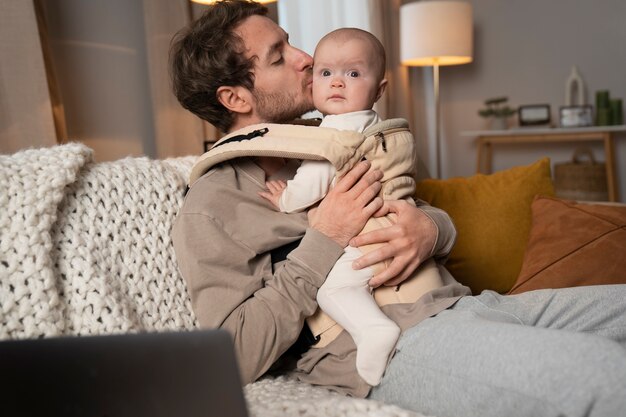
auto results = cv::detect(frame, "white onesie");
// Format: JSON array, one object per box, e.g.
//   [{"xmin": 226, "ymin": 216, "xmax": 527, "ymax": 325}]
[{"xmin": 277, "ymin": 109, "xmax": 400, "ymax": 387}]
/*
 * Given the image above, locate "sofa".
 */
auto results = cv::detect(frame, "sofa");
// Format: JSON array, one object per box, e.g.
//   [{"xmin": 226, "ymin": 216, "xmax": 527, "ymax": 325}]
[{"xmin": 2, "ymin": 143, "xmax": 625, "ymax": 417}]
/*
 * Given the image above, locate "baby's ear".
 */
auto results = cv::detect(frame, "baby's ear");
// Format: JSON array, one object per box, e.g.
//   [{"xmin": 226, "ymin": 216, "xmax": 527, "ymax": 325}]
[{"xmin": 375, "ymin": 79, "xmax": 388, "ymax": 102}]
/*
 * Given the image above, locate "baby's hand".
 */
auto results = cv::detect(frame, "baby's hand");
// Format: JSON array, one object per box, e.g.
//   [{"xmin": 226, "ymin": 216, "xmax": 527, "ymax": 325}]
[{"xmin": 258, "ymin": 180, "xmax": 287, "ymax": 211}]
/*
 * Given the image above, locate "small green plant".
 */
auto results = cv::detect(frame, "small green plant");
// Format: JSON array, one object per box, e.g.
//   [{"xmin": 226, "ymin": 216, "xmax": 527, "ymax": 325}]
[{"xmin": 478, "ymin": 97, "xmax": 516, "ymax": 118}]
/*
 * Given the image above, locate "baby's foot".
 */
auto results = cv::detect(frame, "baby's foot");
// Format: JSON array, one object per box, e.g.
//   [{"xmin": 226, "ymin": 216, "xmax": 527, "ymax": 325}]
[{"xmin": 355, "ymin": 324, "xmax": 401, "ymax": 386}]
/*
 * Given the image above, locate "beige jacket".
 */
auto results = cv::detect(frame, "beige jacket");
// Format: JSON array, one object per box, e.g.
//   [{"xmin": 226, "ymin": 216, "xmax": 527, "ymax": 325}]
[{"xmin": 172, "ymin": 122, "xmax": 471, "ymax": 397}]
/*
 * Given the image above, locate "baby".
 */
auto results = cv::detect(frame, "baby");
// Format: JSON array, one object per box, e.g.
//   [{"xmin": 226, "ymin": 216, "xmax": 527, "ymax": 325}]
[{"xmin": 260, "ymin": 28, "xmax": 400, "ymax": 386}]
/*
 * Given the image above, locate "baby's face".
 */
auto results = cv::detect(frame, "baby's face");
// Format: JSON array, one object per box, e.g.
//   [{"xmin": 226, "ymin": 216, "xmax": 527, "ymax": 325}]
[{"xmin": 312, "ymin": 38, "xmax": 383, "ymax": 116}]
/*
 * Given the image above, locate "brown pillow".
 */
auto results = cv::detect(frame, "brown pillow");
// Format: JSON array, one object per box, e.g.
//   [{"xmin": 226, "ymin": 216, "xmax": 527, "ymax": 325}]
[{"xmin": 508, "ymin": 196, "xmax": 626, "ymax": 294}]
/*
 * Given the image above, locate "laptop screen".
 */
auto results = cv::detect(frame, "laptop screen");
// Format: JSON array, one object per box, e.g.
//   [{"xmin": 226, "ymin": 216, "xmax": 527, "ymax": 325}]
[{"xmin": 0, "ymin": 329, "xmax": 249, "ymax": 417}]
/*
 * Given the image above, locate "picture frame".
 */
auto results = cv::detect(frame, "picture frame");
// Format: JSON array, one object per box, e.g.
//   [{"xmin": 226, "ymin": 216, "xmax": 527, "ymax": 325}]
[
  {"xmin": 559, "ymin": 105, "xmax": 594, "ymax": 128},
  {"xmin": 518, "ymin": 104, "xmax": 551, "ymax": 126}
]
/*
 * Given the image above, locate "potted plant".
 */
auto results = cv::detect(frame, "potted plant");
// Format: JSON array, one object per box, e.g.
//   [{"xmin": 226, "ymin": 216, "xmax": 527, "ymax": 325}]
[{"xmin": 478, "ymin": 97, "xmax": 516, "ymax": 130}]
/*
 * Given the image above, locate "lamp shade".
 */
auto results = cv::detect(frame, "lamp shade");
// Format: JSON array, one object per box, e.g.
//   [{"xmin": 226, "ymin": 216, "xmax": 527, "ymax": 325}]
[
  {"xmin": 400, "ymin": 1, "xmax": 473, "ymax": 66},
  {"xmin": 191, "ymin": 0, "xmax": 276, "ymax": 4}
]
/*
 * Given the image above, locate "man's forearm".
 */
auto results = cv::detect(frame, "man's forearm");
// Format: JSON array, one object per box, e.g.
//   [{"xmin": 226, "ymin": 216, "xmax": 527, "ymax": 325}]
[{"xmin": 172, "ymin": 213, "xmax": 343, "ymax": 384}]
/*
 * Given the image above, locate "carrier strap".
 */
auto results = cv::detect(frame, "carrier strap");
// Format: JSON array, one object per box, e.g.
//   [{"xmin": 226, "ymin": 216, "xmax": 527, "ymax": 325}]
[{"xmin": 188, "ymin": 118, "xmax": 412, "ymax": 187}]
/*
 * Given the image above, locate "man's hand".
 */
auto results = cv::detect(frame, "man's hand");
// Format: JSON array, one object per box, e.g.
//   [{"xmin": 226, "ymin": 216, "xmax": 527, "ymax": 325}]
[
  {"xmin": 259, "ymin": 180, "xmax": 287, "ymax": 210},
  {"xmin": 349, "ymin": 200, "xmax": 437, "ymax": 288},
  {"xmin": 308, "ymin": 161, "xmax": 383, "ymax": 248}
]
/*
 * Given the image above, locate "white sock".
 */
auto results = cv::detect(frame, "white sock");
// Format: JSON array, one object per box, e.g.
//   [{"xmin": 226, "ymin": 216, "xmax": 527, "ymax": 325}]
[
  {"xmin": 318, "ymin": 246, "xmax": 401, "ymax": 385},
  {"xmin": 353, "ymin": 321, "xmax": 400, "ymax": 386},
  {"xmin": 318, "ymin": 277, "xmax": 400, "ymax": 385}
]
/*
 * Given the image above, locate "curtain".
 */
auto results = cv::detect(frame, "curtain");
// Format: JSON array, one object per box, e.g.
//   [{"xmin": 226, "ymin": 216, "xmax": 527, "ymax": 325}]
[
  {"xmin": 2, "ymin": 0, "xmax": 217, "ymax": 159},
  {"xmin": 278, "ymin": 0, "xmax": 374, "ymax": 56},
  {"xmin": 142, "ymin": 0, "xmax": 218, "ymax": 158},
  {"xmin": 373, "ymin": 0, "xmax": 431, "ymax": 176},
  {"xmin": 0, "ymin": 1, "xmax": 57, "ymax": 154}
]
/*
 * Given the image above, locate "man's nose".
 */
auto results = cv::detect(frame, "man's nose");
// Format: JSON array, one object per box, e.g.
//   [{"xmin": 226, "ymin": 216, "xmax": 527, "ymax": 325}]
[{"xmin": 291, "ymin": 46, "xmax": 313, "ymax": 71}]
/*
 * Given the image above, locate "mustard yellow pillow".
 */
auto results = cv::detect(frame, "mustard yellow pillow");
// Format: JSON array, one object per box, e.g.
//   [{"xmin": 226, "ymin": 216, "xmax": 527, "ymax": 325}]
[{"xmin": 415, "ymin": 158, "xmax": 554, "ymax": 294}]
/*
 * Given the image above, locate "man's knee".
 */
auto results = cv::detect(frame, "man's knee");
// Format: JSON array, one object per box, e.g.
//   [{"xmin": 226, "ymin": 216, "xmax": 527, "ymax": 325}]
[
  {"xmin": 556, "ymin": 335, "xmax": 626, "ymax": 416},
  {"xmin": 575, "ymin": 337, "xmax": 626, "ymax": 385}
]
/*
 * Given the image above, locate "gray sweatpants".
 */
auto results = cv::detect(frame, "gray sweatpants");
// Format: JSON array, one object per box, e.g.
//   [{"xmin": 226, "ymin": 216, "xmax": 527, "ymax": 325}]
[{"xmin": 370, "ymin": 285, "xmax": 626, "ymax": 417}]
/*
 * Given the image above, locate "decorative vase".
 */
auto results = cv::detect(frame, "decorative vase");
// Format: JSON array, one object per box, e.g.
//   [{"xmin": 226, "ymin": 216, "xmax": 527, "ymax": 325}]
[
  {"xmin": 490, "ymin": 117, "xmax": 508, "ymax": 130},
  {"xmin": 595, "ymin": 90, "xmax": 611, "ymax": 126},
  {"xmin": 610, "ymin": 99, "xmax": 623, "ymax": 125}
]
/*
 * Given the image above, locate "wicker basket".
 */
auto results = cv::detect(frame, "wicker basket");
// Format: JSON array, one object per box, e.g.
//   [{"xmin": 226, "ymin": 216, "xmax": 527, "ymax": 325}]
[{"xmin": 554, "ymin": 147, "xmax": 608, "ymax": 201}]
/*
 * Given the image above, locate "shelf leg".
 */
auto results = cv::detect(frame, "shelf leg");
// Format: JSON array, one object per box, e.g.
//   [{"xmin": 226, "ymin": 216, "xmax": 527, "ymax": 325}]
[
  {"xmin": 476, "ymin": 137, "xmax": 484, "ymax": 174},
  {"xmin": 604, "ymin": 133, "xmax": 618, "ymax": 202},
  {"xmin": 484, "ymin": 141, "xmax": 493, "ymax": 174}
]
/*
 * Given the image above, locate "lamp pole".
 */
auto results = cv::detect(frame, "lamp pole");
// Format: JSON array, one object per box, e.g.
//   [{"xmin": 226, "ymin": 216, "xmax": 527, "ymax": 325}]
[
  {"xmin": 399, "ymin": 1, "xmax": 473, "ymax": 179},
  {"xmin": 433, "ymin": 61, "xmax": 441, "ymax": 179}
]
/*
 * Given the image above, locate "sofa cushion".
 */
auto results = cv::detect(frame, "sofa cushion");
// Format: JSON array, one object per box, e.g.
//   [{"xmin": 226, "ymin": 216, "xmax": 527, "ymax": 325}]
[
  {"xmin": 415, "ymin": 158, "xmax": 554, "ymax": 294},
  {"xmin": 508, "ymin": 196, "xmax": 626, "ymax": 294}
]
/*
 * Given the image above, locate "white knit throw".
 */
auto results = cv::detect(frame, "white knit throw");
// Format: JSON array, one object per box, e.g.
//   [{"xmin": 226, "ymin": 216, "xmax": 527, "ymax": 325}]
[
  {"xmin": 1, "ymin": 143, "xmax": 197, "ymax": 338},
  {"xmin": 244, "ymin": 375, "xmax": 422, "ymax": 417},
  {"xmin": 0, "ymin": 143, "xmax": 425, "ymax": 417}
]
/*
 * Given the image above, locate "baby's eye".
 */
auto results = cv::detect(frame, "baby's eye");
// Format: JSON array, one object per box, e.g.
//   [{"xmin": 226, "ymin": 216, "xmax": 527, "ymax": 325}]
[
  {"xmin": 348, "ymin": 71, "xmax": 359, "ymax": 78},
  {"xmin": 322, "ymin": 70, "xmax": 331, "ymax": 77}
]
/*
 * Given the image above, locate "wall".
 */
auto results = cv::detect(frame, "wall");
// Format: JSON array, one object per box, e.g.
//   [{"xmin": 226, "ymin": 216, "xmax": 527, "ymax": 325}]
[{"xmin": 409, "ymin": 0, "xmax": 626, "ymax": 201}]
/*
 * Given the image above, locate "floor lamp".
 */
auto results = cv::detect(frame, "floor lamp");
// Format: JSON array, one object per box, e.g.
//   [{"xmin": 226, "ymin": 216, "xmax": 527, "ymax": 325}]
[
  {"xmin": 191, "ymin": 0, "xmax": 276, "ymax": 3},
  {"xmin": 400, "ymin": 1, "xmax": 473, "ymax": 179}
]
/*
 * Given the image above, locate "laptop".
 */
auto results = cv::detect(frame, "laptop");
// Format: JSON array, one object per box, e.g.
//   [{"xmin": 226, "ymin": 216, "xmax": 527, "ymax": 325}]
[{"xmin": 0, "ymin": 329, "xmax": 249, "ymax": 417}]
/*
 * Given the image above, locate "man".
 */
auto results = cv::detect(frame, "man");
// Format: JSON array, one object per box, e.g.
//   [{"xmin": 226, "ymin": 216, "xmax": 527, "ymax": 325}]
[
  {"xmin": 170, "ymin": 2, "xmax": 626, "ymax": 417},
  {"xmin": 170, "ymin": 0, "xmax": 460, "ymax": 387}
]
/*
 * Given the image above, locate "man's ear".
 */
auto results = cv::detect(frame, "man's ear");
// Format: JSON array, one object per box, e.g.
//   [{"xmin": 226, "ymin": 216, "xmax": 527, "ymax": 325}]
[
  {"xmin": 374, "ymin": 79, "xmax": 388, "ymax": 102},
  {"xmin": 216, "ymin": 86, "xmax": 253, "ymax": 114}
]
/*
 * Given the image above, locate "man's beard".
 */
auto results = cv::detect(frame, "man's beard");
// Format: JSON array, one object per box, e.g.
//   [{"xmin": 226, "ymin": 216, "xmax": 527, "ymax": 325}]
[{"xmin": 252, "ymin": 83, "xmax": 314, "ymax": 123}]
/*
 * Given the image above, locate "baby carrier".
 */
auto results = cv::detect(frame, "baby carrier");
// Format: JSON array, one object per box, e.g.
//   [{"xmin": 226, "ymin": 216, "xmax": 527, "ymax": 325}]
[
  {"xmin": 189, "ymin": 118, "xmax": 444, "ymax": 347},
  {"xmin": 189, "ymin": 118, "xmax": 417, "ymax": 201}
]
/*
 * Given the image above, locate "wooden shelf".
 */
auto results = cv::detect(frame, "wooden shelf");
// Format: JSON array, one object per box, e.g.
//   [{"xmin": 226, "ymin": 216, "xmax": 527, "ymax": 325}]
[
  {"xmin": 461, "ymin": 125, "xmax": 626, "ymax": 137},
  {"xmin": 461, "ymin": 126, "xmax": 626, "ymax": 202}
]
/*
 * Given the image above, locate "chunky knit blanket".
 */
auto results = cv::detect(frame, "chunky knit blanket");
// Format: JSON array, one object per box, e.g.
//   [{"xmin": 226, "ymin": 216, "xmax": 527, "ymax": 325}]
[
  {"xmin": 0, "ymin": 143, "xmax": 197, "ymax": 337},
  {"xmin": 0, "ymin": 143, "xmax": 424, "ymax": 417}
]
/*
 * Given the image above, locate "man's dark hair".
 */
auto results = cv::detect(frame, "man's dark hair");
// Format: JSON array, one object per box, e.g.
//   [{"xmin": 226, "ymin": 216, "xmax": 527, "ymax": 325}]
[{"xmin": 170, "ymin": 0, "xmax": 268, "ymax": 132}]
